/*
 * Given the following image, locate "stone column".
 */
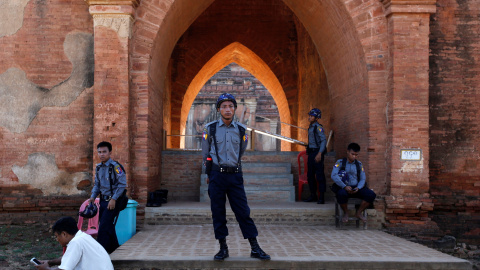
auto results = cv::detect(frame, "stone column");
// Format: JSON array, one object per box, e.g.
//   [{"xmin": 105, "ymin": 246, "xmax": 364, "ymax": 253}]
[
  {"xmin": 382, "ymin": 0, "xmax": 437, "ymax": 232},
  {"xmin": 86, "ymin": 0, "xmax": 138, "ymax": 173}
]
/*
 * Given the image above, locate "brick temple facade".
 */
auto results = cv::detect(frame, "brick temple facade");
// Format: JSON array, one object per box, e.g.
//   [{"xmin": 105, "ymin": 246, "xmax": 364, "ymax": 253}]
[{"xmin": 0, "ymin": 0, "xmax": 478, "ymax": 244}]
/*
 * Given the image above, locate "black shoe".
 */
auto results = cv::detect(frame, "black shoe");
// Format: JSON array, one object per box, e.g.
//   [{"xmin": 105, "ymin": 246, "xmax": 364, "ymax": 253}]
[
  {"xmin": 317, "ymin": 199, "xmax": 325, "ymax": 204},
  {"xmin": 248, "ymin": 238, "xmax": 271, "ymax": 260},
  {"xmin": 146, "ymin": 192, "xmax": 162, "ymax": 207},
  {"xmin": 302, "ymin": 196, "xmax": 317, "ymax": 202},
  {"xmin": 214, "ymin": 239, "xmax": 229, "ymax": 261}
]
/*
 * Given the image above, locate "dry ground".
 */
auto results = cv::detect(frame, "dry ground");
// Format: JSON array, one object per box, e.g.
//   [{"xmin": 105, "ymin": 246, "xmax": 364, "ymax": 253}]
[{"xmin": 0, "ymin": 223, "xmax": 60, "ymax": 270}]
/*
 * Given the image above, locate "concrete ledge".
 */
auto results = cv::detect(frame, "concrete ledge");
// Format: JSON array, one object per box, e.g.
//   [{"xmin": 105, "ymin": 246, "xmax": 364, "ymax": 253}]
[{"xmin": 113, "ymin": 257, "xmax": 472, "ymax": 270}]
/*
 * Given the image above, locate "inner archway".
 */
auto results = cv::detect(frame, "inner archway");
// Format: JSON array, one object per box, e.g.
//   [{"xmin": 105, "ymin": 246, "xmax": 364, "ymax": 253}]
[
  {"xmin": 179, "ymin": 42, "xmax": 292, "ymax": 150},
  {"xmin": 129, "ymin": 0, "xmax": 389, "ymax": 200}
]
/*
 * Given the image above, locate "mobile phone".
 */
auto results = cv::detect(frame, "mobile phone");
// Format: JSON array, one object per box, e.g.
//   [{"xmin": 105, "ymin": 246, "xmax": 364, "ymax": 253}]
[{"xmin": 30, "ymin": 257, "xmax": 41, "ymax": 265}]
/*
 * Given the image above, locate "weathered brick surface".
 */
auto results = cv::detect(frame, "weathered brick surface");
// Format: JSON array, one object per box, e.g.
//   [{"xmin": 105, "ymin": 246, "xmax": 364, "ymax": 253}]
[{"xmin": 429, "ymin": 0, "xmax": 480, "ymax": 244}]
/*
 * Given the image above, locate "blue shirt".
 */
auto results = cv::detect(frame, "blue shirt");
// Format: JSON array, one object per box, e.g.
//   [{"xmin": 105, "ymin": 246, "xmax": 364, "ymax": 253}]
[
  {"xmin": 90, "ymin": 159, "xmax": 127, "ymax": 200},
  {"xmin": 308, "ymin": 122, "xmax": 326, "ymax": 153},
  {"xmin": 331, "ymin": 159, "xmax": 366, "ymax": 189},
  {"xmin": 201, "ymin": 118, "xmax": 248, "ymax": 167}
]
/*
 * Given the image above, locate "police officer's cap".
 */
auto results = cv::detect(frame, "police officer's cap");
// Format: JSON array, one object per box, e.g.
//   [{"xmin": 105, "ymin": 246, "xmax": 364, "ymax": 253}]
[
  {"xmin": 79, "ymin": 201, "xmax": 98, "ymax": 219},
  {"xmin": 216, "ymin": 93, "xmax": 237, "ymax": 109},
  {"xmin": 308, "ymin": 108, "xmax": 322, "ymax": 119}
]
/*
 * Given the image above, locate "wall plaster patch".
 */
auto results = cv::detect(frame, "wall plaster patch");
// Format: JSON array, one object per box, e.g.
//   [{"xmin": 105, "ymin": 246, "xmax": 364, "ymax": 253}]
[
  {"xmin": 0, "ymin": 32, "xmax": 94, "ymax": 133},
  {"xmin": 0, "ymin": 0, "xmax": 30, "ymax": 38},
  {"xmin": 12, "ymin": 153, "xmax": 90, "ymax": 195}
]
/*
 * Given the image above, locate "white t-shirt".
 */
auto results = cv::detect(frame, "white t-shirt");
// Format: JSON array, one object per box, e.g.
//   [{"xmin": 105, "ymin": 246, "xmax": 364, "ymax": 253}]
[{"xmin": 59, "ymin": 231, "xmax": 114, "ymax": 270}]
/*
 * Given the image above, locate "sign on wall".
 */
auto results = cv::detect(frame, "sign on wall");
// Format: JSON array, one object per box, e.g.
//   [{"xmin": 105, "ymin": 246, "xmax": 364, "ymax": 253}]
[{"xmin": 400, "ymin": 149, "xmax": 422, "ymax": 161}]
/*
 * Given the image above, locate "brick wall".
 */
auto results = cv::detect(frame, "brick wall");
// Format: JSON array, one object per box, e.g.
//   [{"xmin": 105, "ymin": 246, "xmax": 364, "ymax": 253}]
[
  {"xmin": 429, "ymin": 0, "xmax": 480, "ymax": 244},
  {"xmin": 0, "ymin": 0, "xmax": 94, "ymax": 221}
]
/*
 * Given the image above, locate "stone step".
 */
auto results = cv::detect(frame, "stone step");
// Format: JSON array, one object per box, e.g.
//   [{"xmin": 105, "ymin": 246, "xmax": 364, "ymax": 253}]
[
  {"xmin": 201, "ymin": 173, "xmax": 292, "ymax": 186},
  {"xmin": 145, "ymin": 201, "xmax": 384, "ymax": 229},
  {"xmin": 199, "ymin": 185, "xmax": 295, "ymax": 202},
  {"xmin": 241, "ymin": 162, "xmax": 291, "ymax": 174}
]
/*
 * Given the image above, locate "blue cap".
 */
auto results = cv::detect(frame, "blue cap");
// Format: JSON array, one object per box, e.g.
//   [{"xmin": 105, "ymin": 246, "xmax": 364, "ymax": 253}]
[
  {"xmin": 308, "ymin": 108, "xmax": 321, "ymax": 119},
  {"xmin": 216, "ymin": 93, "xmax": 237, "ymax": 109}
]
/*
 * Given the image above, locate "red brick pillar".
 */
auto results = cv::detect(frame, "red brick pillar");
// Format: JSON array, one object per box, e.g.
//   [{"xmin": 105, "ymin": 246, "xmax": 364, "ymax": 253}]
[
  {"xmin": 382, "ymin": 0, "xmax": 438, "ymax": 235},
  {"xmin": 87, "ymin": 1, "xmax": 138, "ymax": 176}
]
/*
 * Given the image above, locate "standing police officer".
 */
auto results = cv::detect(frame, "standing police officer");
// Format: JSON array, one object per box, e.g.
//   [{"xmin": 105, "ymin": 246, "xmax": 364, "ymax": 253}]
[
  {"xmin": 304, "ymin": 108, "xmax": 327, "ymax": 204},
  {"xmin": 202, "ymin": 93, "xmax": 270, "ymax": 261},
  {"xmin": 88, "ymin": 141, "xmax": 127, "ymax": 254}
]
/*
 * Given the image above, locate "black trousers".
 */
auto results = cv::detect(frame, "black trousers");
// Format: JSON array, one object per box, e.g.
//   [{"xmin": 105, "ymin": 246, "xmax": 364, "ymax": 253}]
[
  {"xmin": 208, "ymin": 170, "xmax": 258, "ymax": 240},
  {"xmin": 307, "ymin": 150, "xmax": 326, "ymax": 196},
  {"xmin": 335, "ymin": 187, "xmax": 377, "ymax": 204},
  {"xmin": 98, "ymin": 199, "xmax": 120, "ymax": 254}
]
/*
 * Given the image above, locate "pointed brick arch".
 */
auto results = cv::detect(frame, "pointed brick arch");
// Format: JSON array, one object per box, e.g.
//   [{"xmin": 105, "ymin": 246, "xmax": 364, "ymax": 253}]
[
  {"xmin": 179, "ymin": 42, "xmax": 291, "ymax": 150},
  {"xmin": 127, "ymin": 0, "xmax": 390, "ymax": 201}
]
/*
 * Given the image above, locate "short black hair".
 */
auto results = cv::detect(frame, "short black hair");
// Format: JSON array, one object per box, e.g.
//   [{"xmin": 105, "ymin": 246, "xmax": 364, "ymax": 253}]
[
  {"xmin": 347, "ymin": 143, "xmax": 361, "ymax": 152},
  {"xmin": 52, "ymin": 217, "xmax": 79, "ymax": 236},
  {"xmin": 97, "ymin": 141, "xmax": 112, "ymax": 152}
]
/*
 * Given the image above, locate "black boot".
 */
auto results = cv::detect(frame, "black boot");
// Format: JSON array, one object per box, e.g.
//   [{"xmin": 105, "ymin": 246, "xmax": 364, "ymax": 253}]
[
  {"xmin": 248, "ymin": 238, "xmax": 271, "ymax": 260},
  {"xmin": 214, "ymin": 238, "xmax": 229, "ymax": 261},
  {"xmin": 146, "ymin": 192, "xmax": 162, "ymax": 207},
  {"xmin": 317, "ymin": 192, "xmax": 325, "ymax": 204},
  {"xmin": 303, "ymin": 195, "xmax": 317, "ymax": 202}
]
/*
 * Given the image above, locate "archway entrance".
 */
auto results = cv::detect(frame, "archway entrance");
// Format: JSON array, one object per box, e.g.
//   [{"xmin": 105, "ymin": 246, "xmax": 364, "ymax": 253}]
[
  {"xmin": 178, "ymin": 42, "xmax": 292, "ymax": 150},
  {"xmin": 88, "ymin": 0, "xmax": 439, "ymax": 234}
]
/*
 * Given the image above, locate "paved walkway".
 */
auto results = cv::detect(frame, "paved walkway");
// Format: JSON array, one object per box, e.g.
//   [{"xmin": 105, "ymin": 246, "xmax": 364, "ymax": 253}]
[{"xmin": 110, "ymin": 224, "xmax": 472, "ymax": 269}]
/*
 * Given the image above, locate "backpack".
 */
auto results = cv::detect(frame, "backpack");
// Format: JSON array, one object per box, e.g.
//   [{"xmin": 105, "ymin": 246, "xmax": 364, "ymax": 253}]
[
  {"xmin": 340, "ymin": 158, "xmax": 361, "ymax": 182},
  {"xmin": 330, "ymin": 158, "xmax": 367, "ymax": 193}
]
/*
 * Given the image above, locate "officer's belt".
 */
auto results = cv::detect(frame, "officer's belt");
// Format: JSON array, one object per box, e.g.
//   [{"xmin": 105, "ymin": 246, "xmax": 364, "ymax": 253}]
[
  {"xmin": 212, "ymin": 164, "xmax": 241, "ymax": 173},
  {"xmin": 100, "ymin": 194, "xmax": 112, "ymax": 201}
]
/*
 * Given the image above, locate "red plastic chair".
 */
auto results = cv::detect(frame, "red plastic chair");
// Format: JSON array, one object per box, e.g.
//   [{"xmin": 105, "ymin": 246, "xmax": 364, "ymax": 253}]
[
  {"xmin": 77, "ymin": 198, "xmax": 100, "ymax": 237},
  {"xmin": 297, "ymin": 150, "xmax": 308, "ymax": 201}
]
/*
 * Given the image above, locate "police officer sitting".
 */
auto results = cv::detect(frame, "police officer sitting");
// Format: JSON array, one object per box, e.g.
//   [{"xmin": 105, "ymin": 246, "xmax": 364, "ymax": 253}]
[
  {"xmin": 88, "ymin": 141, "xmax": 127, "ymax": 254},
  {"xmin": 331, "ymin": 143, "xmax": 376, "ymax": 223},
  {"xmin": 202, "ymin": 93, "xmax": 270, "ymax": 261},
  {"xmin": 304, "ymin": 108, "xmax": 327, "ymax": 204}
]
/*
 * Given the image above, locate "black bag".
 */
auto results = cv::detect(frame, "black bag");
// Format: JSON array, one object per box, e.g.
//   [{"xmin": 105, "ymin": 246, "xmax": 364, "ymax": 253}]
[
  {"xmin": 116, "ymin": 190, "xmax": 128, "ymax": 211},
  {"xmin": 107, "ymin": 163, "xmax": 129, "ymax": 211}
]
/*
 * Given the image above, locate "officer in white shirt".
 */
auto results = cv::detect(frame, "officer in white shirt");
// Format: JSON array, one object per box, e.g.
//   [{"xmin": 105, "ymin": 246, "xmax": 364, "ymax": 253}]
[{"xmin": 35, "ymin": 217, "xmax": 113, "ymax": 270}]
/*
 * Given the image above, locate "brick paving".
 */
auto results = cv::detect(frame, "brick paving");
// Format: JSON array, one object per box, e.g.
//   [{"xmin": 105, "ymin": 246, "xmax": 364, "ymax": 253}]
[{"xmin": 111, "ymin": 224, "xmax": 472, "ymax": 269}]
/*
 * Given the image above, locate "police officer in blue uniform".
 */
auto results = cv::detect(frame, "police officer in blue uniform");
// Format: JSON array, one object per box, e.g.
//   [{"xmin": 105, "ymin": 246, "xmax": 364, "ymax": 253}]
[
  {"xmin": 331, "ymin": 143, "xmax": 376, "ymax": 223},
  {"xmin": 88, "ymin": 141, "xmax": 127, "ymax": 254},
  {"xmin": 304, "ymin": 108, "xmax": 327, "ymax": 204},
  {"xmin": 202, "ymin": 93, "xmax": 270, "ymax": 261}
]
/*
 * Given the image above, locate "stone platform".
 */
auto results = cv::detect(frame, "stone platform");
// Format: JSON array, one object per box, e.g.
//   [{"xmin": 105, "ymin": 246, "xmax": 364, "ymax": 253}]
[
  {"xmin": 110, "ymin": 202, "xmax": 472, "ymax": 269},
  {"xmin": 111, "ymin": 224, "xmax": 471, "ymax": 270}
]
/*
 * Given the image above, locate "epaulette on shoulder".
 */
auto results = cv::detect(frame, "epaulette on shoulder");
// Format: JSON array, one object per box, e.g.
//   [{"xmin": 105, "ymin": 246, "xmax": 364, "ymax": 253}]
[{"xmin": 205, "ymin": 120, "xmax": 217, "ymax": 128}]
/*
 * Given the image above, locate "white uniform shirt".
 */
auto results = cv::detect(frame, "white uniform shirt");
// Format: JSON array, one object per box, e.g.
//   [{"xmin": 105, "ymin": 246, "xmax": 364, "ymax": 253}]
[{"xmin": 59, "ymin": 231, "xmax": 114, "ymax": 270}]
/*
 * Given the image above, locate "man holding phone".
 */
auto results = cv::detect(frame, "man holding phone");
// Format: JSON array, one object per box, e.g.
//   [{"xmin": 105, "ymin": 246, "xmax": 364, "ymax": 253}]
[
  {"xmin": 330, "ymin": 143, "xmax": 376, "ymax": 223},
  {"xmin": 34, "ymin": 216, "xmax": 113, "ymax": 270}
]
